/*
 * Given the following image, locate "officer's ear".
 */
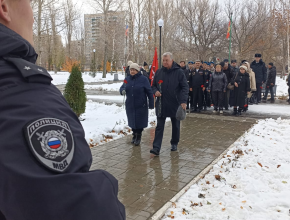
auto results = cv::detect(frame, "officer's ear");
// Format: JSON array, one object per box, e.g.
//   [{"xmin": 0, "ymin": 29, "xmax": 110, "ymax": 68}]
[{"xmin": 0, "ymin": 0, "xmax": 11, "ymax": 23}]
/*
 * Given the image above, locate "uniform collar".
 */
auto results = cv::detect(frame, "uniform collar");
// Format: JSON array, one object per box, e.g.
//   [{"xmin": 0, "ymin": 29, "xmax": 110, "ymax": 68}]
[{"xmin": 0, "ymin": 23, "xmax": 38, "ymax": 64}]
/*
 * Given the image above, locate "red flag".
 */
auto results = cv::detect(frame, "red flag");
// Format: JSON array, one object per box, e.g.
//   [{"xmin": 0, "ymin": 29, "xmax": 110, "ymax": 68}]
[
  {"xmin": 226, "ymin": 20, "xmax": 231, "ymax": 39},
  {"xmin": 149, "ymin": 47, "xmax": 159, "ymax": 86}
]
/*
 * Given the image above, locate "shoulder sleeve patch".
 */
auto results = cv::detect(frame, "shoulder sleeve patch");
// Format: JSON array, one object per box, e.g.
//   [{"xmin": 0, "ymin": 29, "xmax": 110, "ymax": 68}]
[{"xmin": 23, "ymin": 118, "xmax": 75, "ymax": 173}]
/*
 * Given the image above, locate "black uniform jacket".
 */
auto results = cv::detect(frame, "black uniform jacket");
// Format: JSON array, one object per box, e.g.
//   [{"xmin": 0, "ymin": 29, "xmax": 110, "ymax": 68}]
[{"xmin": 0, "ymin": 23, "xmax": 125, "ymax": 220}]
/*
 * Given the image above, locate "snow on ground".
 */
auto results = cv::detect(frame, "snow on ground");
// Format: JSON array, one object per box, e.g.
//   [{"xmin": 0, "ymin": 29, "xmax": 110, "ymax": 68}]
[
  {"xmin": 87, "ymin": 95, "xmax": 124, "ymax": 102},
  {"xmin": 84, "ymin": 82, "xmax": 123, "ymax": 91},
  {"xmin": 49, "ymin": 71, "xmax": 125, "ymax": 85},
  {"xmin": 276, "ymin": 77, "xmax": 288, "ymax": 97},
  {"xmin": 80, "ymin": 100, "xmax": 157, "ymax": 147},
  {"xmin": 248, "ymin": 104, "xmax": 290, "ymax": 116},
  {"xmin": 163, "ymin": 118, "xmax": 290, "ymax": 220}
]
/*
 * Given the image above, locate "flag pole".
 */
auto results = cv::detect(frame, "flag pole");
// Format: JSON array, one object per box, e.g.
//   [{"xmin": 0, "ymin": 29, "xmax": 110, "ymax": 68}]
[{"xmin": 229, "ymin": 12, "xmax": 233, "ymax": 62}]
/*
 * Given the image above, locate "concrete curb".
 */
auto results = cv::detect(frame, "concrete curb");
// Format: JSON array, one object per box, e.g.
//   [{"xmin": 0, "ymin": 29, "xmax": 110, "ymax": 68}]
[{"xmin": 150, "ymin": 123, "xmax": 256, "ymax": 220}]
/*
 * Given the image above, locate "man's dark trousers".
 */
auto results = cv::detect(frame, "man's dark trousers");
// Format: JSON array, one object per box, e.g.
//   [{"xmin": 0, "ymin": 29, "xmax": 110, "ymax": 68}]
[
  {"xmin": 256, "ymin": 82, "xmax": 262, "ymax": 102},
  {"xmin": 264, "ymin": 86, "xmax": 274, "ymax": 100},
  {"xmin": 153, "ymin": 117, "xmax": 180, "ymax": 152},
  {"xmin": 191, "ymin": 87, "xmax": 203, "ymax": 110},
  {"xmin": 223, "ymin": 89, "xmax": 230, "ymax": 109}
]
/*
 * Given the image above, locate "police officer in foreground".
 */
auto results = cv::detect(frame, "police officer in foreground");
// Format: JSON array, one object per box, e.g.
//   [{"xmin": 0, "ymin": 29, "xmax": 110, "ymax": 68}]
[{"xmin": 0, "ymin": 1, "xmax": 125, "ymax": 219}]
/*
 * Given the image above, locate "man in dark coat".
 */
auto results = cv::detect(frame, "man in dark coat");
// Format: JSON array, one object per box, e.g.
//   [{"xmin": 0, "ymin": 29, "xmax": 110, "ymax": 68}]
[
  {"xmin": 0, "ymin": 1, "xmax": 125, "ymax": 219},
  {"xmin": 120, "ymin": 63, "xmax": 154, "ymax": 145},
  {"xmin": 287, "ymin": 73, "xmax": 290, "ymax": 103},
  {"xmin": 251, "ymin": 54, "xmax": 267, "ymax": 103},
  {"xmin": 221, "ymin": 62, "xmax": 234, "ymax": 110},
  {"xmin": 150, "ymin": 52, "xmax": 188, "ymax": 156},
  {"xmin": 184, "ymin": 61, "xmax": 195, "ymax": 109},
  {"xmin": 180, "ymin": 60, "xmax": 187, "ymax": 73},
  {"xmin": 262, "ymin": 63, "xmax": 277, "ymax": 103},
  {"xmin": 189, "ymin": 60, "xmax": 206, "ymax": 112},
  {"xmin": 231, "ymin": 60, "xmax": 239, "ymax": 76}
]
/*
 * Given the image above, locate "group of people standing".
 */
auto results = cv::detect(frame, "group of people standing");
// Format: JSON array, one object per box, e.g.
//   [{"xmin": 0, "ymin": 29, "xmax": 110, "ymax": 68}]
[
  {"xmin": 120, "ymin": 52, "xmax": 279, "ymax": 157},
  {"xmin": 179, "ymin": 54, "xmax": 277, "ymax": 115}
]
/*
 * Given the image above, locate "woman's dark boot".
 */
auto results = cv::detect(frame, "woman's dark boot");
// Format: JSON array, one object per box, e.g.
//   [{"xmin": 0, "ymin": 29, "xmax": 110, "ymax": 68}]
[
  {"xmin": 134, "ymin": 133, "xmax": 142, "ymax": 146},
  {"xmin": 237, "ymin": 108, "xmax": 242, "ymax": 116},
  {"xmin": 232, "ymin": 108, "xmax": 237, "ymax": 115},
  {"xmin": 131, "ymin": 133, "xmax": 136, "ymax": 144}
]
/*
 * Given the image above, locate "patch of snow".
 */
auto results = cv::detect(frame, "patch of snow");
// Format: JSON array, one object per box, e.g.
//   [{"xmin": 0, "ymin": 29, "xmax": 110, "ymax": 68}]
[
  {"xmin": 248, "ymin": 104, "xmax": 290, "ymax": 116},
  {"xmin": 86, "ymin": 95, "xmax": 124, "ymax": 102},
  {"xmin": 162, "ymin": 118, "xmax": 290, "ymax": 220},
  {"xmin": 84, "ymin": 82, "xmax": 123, "ymax": 91},
  {"xmin": 276, "ymin": 77, "xmax": 289, "ymax": 97},
  {"xmin": 49, "ymin": 71, "xmax": 125, "ymax": 85},
  {"xmin": 81, "ymin": 100, "xmax": 157, "ymax": 146}
]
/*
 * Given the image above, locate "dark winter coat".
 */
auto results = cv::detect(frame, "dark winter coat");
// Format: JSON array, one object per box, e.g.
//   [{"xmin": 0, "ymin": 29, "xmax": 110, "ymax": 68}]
[
  {"xmin": 223, "ymin": 65, "xmax": 234, "ymax": 87},
  {"xmin": 140, "ymin": 68, "xmax": 150, "ymax": 82},
  {"xmin": 231, "ymin": 72, "xmax": 251, "ymax": 107},
  {"xmin": 251, "ymin": 59, "xmax": 267, "ymax": 83},
  {"xmin": 209, "ymin": 71, "xmax": 228, "ymax": 92},
  {"xmin": 266, "ymin": 66, "xmax": 276, "ymax": 87},
  {"xmin": 231, "ymin": 66, "xmax": 239, "ymax": 77},
  {"xmin": 152, "ymin": 62, "xmax": 189, "ymax": 117},
  {"xmin": 0, "ymin": 23, "xmax": 125, "ymax": 220},
  {"xmin": 204, "ymin": 69, "xmax": 211, "ymax": 88},
  {"xmin": 189, "ymin": 68, "xmax": 206, "ymax": 88},
  {"xmin": 120, "ymin": 72, "xmax": 154, "ymax": 129}
]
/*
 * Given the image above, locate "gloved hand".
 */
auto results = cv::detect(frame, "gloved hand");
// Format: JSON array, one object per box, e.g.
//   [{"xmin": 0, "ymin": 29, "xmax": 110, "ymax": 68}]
[{"xmin": 122, "ymin": 90, "xmax": 126, "ymax": 95}]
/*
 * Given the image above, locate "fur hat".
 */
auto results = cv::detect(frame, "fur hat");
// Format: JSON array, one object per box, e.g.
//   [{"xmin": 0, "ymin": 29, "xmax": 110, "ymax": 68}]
[
  {"xmin": 255, "ymin": 54, "xmax": 262, "ymax": 58},
  {"xmin": 144, "ymin": 62, "xmax": 148, "ymax": 66},
  {"xmin": 269, "ymin": 62, "xmax": 274, "ymax": 66},
  {"xmin": 231, "ymin": 60, "xmax": 237, "ymax": 63},
  {"xmin": 220, "ymin": 61, "xmax": 225, "ymax": 68},
  {"xmin": 224, "ymin": 59, "xmax": 229, "ymax": 63},
  {"xmin": 239, "ymin": 66, "xmax": 248, "ymax": 71},
  {"xmin": 127, "ymin": 60, "xmax": 133, "ymax": 66},
  {"xmin": 129, "ymin": 63, "xmax": 140, "ymax": 71}
]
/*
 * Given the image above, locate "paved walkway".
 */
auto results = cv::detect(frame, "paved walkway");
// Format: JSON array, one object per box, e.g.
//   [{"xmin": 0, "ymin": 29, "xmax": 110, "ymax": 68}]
[{"xmin": 90, "ymin": 114, "xmax": 256, "ymax": 220}]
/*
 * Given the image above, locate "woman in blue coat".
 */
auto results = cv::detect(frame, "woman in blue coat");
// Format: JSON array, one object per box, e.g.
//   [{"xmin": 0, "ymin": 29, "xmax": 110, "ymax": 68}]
[{"xmin": 120, "ymin": 63, "xmax": 154, "ymax": 146}]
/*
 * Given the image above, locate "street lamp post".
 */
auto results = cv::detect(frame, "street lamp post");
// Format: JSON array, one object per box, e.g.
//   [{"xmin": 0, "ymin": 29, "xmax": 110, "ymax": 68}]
[{"xmin": 157, "ymin": 19, "xmax": 164, "ymax": 68}]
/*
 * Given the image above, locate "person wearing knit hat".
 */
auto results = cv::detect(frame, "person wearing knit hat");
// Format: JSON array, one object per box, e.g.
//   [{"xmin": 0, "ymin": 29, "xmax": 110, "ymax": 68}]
[
  {"xmin": 129, "ymin": 63, "xmax": 140, "ymax": 71},
  {"xmin": 120, "ymin": 63, "xmax": 154, "ymax": 146},
  {"xmin": 231, "ymin": 65, "xmax": 251, "ymax": 116}
]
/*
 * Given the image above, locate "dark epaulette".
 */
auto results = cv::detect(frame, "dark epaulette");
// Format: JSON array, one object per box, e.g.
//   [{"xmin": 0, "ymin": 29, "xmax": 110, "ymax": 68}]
[{"xmin": 3, "ymin": 57, "xmax": 52, "ymax": 84}]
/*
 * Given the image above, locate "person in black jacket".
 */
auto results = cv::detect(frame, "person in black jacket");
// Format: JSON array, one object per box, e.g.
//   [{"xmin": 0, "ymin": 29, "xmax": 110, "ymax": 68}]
[
  {"xmin": 184, "ymin": 61, "xmax": 195, "ymax": 109},
  {"xmin": 202, "ymin": 62, "xmax": 211, "ymax": 110},
  {"xmin": 150, "ymin": 52, "xmax": 188, "ymax": 156},
  {"xmin": 0, "ymin": 1, "xmax": 125, "ymax": 220},
  {"xmin": 120, "ymin": 63, "xmax": 154, "ymax": 145},
  {"xmin": 189, "ymin": 60, "xmax": 206, "ymax": 112},
  {"xmin": 208, "ymin": 64, "xmax": 227, "ymax": 114},
  {"xmin": 232, "ymin": 66, "xmax": 251, "ymax": 116},
  {"xmin": 251, "ymin": 54, "xmax": 267, "ymax": 103},
  {"xmin": 262, "ymin": 63, "xmax": 276, "ymax": 103},
  {"xmin": 221, "ymin": 62, "xmax": 234, "ymax": 110}
]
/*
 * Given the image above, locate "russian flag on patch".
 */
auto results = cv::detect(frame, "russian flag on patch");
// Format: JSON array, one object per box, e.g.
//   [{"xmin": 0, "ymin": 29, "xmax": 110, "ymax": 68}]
[{"xmin": 48, "ymin": 138, "xmax": 61, "ymax": 149}]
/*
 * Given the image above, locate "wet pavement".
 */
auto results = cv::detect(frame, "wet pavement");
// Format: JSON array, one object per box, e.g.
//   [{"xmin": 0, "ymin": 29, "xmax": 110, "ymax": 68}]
[{"xmin": 90, "ymin": 114, "xmax": 256, "ymax": 219}]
